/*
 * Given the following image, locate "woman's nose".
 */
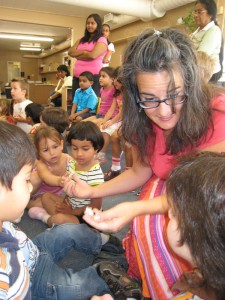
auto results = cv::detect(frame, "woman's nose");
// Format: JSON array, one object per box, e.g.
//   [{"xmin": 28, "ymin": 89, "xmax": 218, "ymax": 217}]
[{"xmin": 157, "ymin": 102, "xmax": 172, "ymax": 116}]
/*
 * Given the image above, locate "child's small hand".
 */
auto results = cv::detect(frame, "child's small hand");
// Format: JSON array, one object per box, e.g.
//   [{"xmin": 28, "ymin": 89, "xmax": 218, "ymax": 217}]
[
  {"xmin": 59, "ymin": 175, "xmax": 66, "ymax": 187},
  {"xmin": 14, "ymin": 115, "xmax": 23, "ymax": 122},
  {"xmin": 55, "ymin": 200, "xmax": 73, "ymax": 214},
  {"xmin": 69, "ymin": 114, "xmax": 75, "ymax": 122}
]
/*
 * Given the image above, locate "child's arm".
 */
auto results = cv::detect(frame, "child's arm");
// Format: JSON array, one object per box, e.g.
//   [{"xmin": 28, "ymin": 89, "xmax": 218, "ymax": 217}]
[
  {"xmin": 69, "ymin": 103, "xmax": 78, "ymax": 122},
  {"xmin": 103, "ymin": 50, "xmax": 113, "ymax": 64},
  {"xmin": 36, "ymin": 160, "xmax": 63, "ymax": 187},
  {"xmin": 101, "ymin": 101, "xmax": 122, "ymax": 129},
  {"xmin": 13, "ymin": 115, "xmax": 30, "ymax": 123},
  {"xmin": 101, "ymin": 98, "xmax": 117, "ymax": 125}
]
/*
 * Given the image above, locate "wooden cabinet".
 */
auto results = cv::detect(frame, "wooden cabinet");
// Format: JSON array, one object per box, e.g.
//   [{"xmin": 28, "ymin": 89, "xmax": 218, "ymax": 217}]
[{"xmin": 28, "ymin": 83, "xmax": 56, "ymax": 105}]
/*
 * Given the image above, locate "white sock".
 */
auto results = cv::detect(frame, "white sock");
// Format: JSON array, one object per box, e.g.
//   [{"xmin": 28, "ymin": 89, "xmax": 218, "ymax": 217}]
[
  {"xmin": 100, "ymin": 233, "xmax": 110, "ymax": 245},
  {"xmin": 41, "ymin": 214, "xmax": 50, "ymax": 224}
]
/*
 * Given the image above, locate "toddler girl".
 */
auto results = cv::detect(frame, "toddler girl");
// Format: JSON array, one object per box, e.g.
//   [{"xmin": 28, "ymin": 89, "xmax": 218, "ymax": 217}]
[
  {"xmin": 27, "ymin": 125, "xmax": 72, "ymax": 212},
  {"xmin": 30, "ymin": 121, "xmax": 104, "ymax": 227}
]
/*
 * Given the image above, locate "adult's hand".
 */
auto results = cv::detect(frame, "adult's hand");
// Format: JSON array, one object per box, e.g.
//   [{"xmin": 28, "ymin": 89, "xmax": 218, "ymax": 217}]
[
  {"xmin": 63, "ymin": 173, "xmax": 93, "ymax": 199},
  {"xmin": 83, "ymin": 202, "xmax": 137, "ymax": 233}
]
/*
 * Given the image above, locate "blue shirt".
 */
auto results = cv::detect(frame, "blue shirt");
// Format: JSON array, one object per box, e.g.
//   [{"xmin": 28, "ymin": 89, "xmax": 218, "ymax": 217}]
[{"xmin": 73, "ymin": 86, "xmax": 98, "ymax": 113}]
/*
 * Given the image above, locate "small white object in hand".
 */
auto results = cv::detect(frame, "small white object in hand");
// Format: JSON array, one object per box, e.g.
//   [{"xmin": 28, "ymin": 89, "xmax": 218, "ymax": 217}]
[{"xmin": 85, "ymin": 207, "xmax": 94, "ymax": 216}]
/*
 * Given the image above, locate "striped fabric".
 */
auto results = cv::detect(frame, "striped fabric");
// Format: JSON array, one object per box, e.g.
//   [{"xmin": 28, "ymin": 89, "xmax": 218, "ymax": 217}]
[
  {"xmin": 123, "ymin": 175, "xmax": 190, "ymax": 299},
  {"xmin": 66, "ymin": 160, "xmax": 104, "ymax": 208},
  {"xmin": 0, "ymin": 223, "xmax": 33, "ymax": 299}
]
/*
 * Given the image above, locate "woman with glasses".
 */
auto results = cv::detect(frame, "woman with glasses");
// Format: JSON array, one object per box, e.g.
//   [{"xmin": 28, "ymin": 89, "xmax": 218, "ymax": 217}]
[
  {"xmin": 191, "ymin": 0, "xmax": 223, "ymax": 83},
  {"xmin": 64, "ymin": 28, "xmax": 225, "ymax": 299}
]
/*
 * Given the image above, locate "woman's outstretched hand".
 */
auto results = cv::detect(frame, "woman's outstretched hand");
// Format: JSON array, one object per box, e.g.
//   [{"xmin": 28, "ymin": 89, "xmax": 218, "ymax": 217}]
[
  {"xmin": 83, "ymin": 202, "xmax": 136, "ymax": 233},
  {"xmin": 63, "ymin": 173, "xmax": 93, "ymax": 199}
]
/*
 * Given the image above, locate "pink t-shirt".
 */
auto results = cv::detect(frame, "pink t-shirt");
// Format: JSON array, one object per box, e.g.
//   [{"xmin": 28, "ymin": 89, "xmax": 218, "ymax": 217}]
[
  {"xmin": 74, "ymin": 36, "xmax": 107, "ymax": 77},
  {"xmin": 149, "ymin": 95, "xmax": 225, "ymax": 179},
  {"xmin": 99, "ymin": 86, "xmax": 116, "ymax": 116}
]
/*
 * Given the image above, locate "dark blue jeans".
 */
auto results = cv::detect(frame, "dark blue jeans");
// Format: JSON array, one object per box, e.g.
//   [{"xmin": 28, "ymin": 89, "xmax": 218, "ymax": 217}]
[{"xmin": 31, "ymin": 223, "xmax": 110, "ymax": 299}]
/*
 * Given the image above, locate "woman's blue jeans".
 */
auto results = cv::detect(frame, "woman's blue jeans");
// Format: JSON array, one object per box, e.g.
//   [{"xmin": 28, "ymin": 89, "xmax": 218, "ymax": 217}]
[{"xmin": 31, "ymin": 223, "xmax": 110, "ymax": 299}]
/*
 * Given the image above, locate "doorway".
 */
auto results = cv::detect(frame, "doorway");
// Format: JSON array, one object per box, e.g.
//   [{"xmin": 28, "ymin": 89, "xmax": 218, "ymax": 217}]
[{"xmin": 7, "ymin": 61, "xmax": 21, "ymax": 82}]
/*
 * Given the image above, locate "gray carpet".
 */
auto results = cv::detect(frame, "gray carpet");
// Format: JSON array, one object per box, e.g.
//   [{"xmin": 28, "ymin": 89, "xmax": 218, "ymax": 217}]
[{"xmin": 17, "ymin": 146, "xmax": 139, "ymax": 271}]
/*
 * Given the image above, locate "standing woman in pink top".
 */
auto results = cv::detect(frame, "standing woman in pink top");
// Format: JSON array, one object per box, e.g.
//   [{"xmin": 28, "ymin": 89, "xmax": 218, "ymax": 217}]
[{"xmin": 69, "ymin": 14, "xmax": 108, "ymax": 98}]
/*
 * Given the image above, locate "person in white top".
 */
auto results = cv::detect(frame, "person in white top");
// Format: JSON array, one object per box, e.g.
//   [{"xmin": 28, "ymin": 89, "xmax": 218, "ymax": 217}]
[
  {"xmin": 190, "ymin": 0, "xmax": 223, "ymax": 82},
  {"xmin": 11, "ymin": 78, "xmax": 32, "ymax": 133},
  {"xmin": 102, "ymin": 24, "xmax": 115, "ymax": 67},
  {"xmin": 48, "ymin": 64, "xmax": 72, "ymax": 107}
]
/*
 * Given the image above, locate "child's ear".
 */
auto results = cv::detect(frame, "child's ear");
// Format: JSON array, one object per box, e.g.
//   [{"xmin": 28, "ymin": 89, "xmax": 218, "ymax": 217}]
[{"xmin": 90, "ymin": 80, "xmax": 94, "ymax": 86}]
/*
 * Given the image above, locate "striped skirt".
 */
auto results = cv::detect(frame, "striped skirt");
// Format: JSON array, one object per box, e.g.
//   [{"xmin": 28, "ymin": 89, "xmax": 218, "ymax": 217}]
[{"xmin": 123, "ymin": 175, "xmax": 191, "ymax": 299}]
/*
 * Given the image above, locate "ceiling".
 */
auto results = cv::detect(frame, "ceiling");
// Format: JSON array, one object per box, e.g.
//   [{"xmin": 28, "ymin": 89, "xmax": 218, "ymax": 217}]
[{"xmin": 0, "ymin": 0, "xmax": 108, "ymax": 53}]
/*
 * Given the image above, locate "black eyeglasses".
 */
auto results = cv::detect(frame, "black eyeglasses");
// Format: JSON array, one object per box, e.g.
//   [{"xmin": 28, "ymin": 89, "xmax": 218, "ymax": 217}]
[
  {"xmin": 137, "ymin": 93, "xmax": 187, "ymax": 109},
  {"xmin": 192, "ymin": 9, "xmax": 207, "ymax": 16}
]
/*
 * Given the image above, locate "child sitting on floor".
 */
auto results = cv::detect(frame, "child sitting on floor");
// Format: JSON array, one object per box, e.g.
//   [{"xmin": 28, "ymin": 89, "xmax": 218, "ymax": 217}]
[
  {"xmin": 0, "ymin": 121, "xmax": 135, "ymax": 300},
  {"xmin": 69, "ymin": 71, "xmax": 98, "ymax": 123},
  {"xmin": 31, "ymin": 121, "xmax": 104, "ymax": 227},
  {"xmin": 27, "ymin": 126, "xmax": 72, "ymax": 211}
]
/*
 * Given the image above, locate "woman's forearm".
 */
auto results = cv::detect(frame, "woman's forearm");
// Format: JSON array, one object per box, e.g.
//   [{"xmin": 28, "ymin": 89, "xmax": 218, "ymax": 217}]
[{"xmin": 91, "ymin": 164, "xmax": 152, "ymax": 198}]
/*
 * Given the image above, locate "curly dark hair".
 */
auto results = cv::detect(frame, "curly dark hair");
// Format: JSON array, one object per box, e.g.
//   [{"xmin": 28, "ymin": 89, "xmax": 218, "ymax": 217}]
[{"xmin": 166, "ymin": 152, "xmax": 225, "ymax": 299}]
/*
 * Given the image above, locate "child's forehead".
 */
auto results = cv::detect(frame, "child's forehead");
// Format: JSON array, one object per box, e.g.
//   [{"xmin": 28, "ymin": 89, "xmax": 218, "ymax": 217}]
[
  {"xmin": 11, "ymin": 82, "xmax": 21, "ymax": 88},
  {"xmin": 39, "ymin": 136, "xmax": 61, "ymax": 146},
  {"xmin": 71, "ymin": 138, "xmax": 92, "ymax": 146},
  {"xmin": 79, "ymin": 76, "xmax": 89, "ymax": 81}
]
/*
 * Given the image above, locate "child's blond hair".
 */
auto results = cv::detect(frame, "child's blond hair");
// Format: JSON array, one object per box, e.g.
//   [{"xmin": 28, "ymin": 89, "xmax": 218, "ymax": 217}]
[
  {"xmin": 197, "ymin": 51, "xmax": 216, "ymax": 83},
  {"xmin": 0, "ymin": 99, "xmax": 11, "ymax": 116},
  {"xmin": 11, "ymin": 78, "xmax": 29, "ymax": 98}
]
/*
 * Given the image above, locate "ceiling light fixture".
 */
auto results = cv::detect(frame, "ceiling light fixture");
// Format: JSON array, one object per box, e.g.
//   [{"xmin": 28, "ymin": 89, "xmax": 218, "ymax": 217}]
[
  {"xmin": 0, "ymin": 33, "xmax": 53, "ymax": 42},
  {"xmin": 20, "ymin": 47, "xmax": 42, "ymax": 51},
  {"xmin": 20, "ymin": 42, "xmax": 41, "ymax": 48}
]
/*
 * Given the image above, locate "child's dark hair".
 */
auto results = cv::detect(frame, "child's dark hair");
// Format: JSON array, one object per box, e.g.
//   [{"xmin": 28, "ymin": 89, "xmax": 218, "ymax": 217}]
[
  {"xmin": 113, "ymin": 67, "xmax": 123, "ymax": 97},
  {"xmin": 0, "ymin": 121, "xmax": 36, "ymax": 189},
  {"xmin": 79, "ymin": 71, "xmax": 94, "ymax": 82},
  {"xmin": 80, "ymin": 14, "xmax": 102, "ymax": 44},
  {"xmin": 100, "ymin": 67, "xmax": 115, "ymax": 78},
  {"xmin": 166, "ymin": 152, "xmax": 225, "ymax": 298},
  {"xmin": 67, "ymin": 121, "xmax": 104, "ymax": 153},
  {"xmin": 25, "ymin": 103, "xmax": 44, "ymax": 124},
  {"xmin": 41, "ymin": 107, "xmax": 69, "ymax": 134}
]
